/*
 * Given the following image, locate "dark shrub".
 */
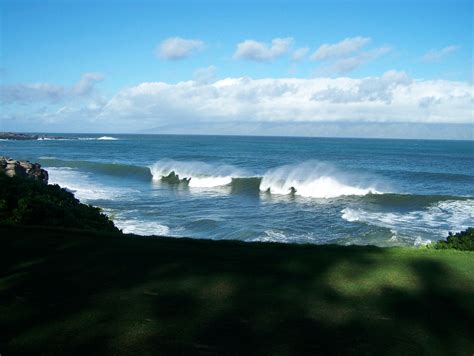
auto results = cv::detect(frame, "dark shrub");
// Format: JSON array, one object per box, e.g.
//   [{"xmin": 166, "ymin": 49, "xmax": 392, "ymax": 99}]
[
  {"xmin": 0, "ymin": 174, "xmax": 119, "ymax": 233},
  {"xmin": 433, "ymin": 228, "xmax": 474, "ymax": 251}
]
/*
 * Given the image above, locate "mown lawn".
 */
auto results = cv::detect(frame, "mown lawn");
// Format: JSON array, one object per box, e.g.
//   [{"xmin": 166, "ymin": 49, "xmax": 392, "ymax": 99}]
[{"xmin": 1, "ymin": 225, "xmax": 473, "ymax": 355}]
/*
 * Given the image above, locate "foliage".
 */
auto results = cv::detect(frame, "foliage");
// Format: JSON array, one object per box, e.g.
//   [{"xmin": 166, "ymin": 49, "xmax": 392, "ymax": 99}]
[
  {"xmin": 0, "ymin": 174, "xmax": 119, "ymax": 233},
  {"xmin": 432, "ymin": 228, "xmax": 474, "ymax": 251}
]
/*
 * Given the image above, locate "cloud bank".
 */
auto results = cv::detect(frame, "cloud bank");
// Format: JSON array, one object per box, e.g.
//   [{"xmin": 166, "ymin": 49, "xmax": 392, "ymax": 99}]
[
  {"xmin": 101, "ymin": 71, "xmax": 472, "ymax": 125},
  {"xmin": 2, "ymin": 71, "xmax": 472, "ymax": 139}
]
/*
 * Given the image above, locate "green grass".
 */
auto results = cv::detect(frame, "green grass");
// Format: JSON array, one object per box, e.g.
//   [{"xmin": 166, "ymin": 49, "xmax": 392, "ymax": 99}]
[{"xmin": 1, "ymin": 225, "xmax": 473, "ymax": 355}]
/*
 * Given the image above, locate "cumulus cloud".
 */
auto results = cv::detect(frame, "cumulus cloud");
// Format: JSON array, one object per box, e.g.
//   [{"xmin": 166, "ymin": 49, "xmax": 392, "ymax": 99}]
[
  {"xmin": 311, "ymin": 37, "xmax": 371, "ymax": 61},
  {"xmin": 420, "ymin": 45, "xmax": 460, "ymax": 63},
  {"xmin": 0, "ymin": 73, "xmax": 104, "ymax": 104},
  {"xmin": 157, "ymin": 37, "xmax": 204, "ymax": 60},
  {"xmin": 292, "ymin": 47, "xmax": 309, "ymax": 61},
  {"xmin": 98, "ymin": 72, "xmax": 472, "ymax": 126},
  {"xmin": 234, "ymin": 38, "xmax": 293, "ymax": 61}
]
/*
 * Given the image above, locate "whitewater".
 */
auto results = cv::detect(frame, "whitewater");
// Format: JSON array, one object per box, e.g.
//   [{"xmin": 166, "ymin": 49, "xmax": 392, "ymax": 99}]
[{"xmin": 2, "ymin": 134, "xmax": 472, "ymax": 246}]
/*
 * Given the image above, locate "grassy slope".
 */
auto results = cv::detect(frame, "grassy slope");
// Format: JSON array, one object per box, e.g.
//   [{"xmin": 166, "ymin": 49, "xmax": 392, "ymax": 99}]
[{"xmin": 1, "ymin": 225, "xmax": 473, "ymax": 355}]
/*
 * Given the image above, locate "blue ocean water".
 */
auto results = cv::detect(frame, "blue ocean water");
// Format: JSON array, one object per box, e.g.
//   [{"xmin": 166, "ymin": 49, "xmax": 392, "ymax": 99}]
[{"xmin": 1, "ymin": 134, "xmax": 473, "ymax": 246}]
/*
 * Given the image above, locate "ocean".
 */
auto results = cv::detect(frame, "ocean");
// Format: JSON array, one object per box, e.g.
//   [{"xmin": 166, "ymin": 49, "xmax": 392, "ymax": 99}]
[{"xmin": 1, "ymin": 134, "xmax": 473, "ymax": 246}]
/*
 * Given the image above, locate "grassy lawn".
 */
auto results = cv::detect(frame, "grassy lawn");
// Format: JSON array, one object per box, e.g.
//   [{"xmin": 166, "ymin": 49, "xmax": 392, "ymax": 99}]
[{"xmin": 1, "ymin": 225, "xmax": 473, "ymax": 355}]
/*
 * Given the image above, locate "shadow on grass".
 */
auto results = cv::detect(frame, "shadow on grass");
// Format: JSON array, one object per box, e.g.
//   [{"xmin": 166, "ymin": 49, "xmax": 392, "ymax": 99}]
[{"xmin": 0, "ymin": 225, "xmax": 473, "ymax": 355}]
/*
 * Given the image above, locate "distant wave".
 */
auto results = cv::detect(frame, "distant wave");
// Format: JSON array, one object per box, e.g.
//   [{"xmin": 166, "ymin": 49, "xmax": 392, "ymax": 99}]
[
  {"xmin": 77, "ymin": 136, "xmax": 119, "ymax": 141},
  {"xmin": 260, "ymin": 161, "xmax": 382, "ymax": 198}
]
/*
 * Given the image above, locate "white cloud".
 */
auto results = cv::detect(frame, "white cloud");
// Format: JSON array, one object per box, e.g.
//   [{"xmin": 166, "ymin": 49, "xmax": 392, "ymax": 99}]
[
  {"xmin": 3, "ymin": 72, "xmax": 472, "ymax": 137},
  {"xmin": 157, "ymin": 37, "xmax": 204, "ymax": 60},
  {"xmin": 311, "ymin": 37, "xmax": 371, "ymax": 61},
  {"xmin": 420, "ymin": 45, "xmax": 460, "ymax": 63},
  {"xmin": 234, "ymin": 38, "xmax": 293, "ymax": 61},
  {"xmin": 99, "ymin": 72, "xmax": 472, "ymax": 126},
  {"xmin": 292, "ymin": 47, "xmax": 309, "ymax": 61},
  {"xmin": 313, "ymin": 70, "xmax": 411, "ymax": 103},
  {"xmin": 329, "ymin": 46, "xmax": 392, "ymax": 73},
  {"xmin": 0, "ymin": 73, "xmax": 104, "ymax": 104}
]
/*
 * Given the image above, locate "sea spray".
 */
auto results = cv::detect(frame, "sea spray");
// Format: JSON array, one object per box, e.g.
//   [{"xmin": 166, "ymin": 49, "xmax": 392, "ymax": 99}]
[{"xmin": 260, "ymin": 161, "xmax": 382, "ymax": 198}]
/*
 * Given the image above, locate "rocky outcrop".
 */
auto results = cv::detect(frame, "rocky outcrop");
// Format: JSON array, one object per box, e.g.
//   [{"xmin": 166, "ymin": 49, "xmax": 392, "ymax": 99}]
[
  {"xmin": 0, "ymin": 157, "xmax": 48, "ymax": 184},
  {"xmin": 0, "ymin": 132, "xmax": 66, "ymax": 140},
  {"xmin": 0, "ymin": 132, "xmax": 39, "ymax": 140}
]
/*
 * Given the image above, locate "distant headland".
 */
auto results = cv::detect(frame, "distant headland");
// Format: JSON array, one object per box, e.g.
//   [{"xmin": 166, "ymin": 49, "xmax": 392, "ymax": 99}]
[{"xmin": 0, "ymin": 132, "xmax": 65, "ymax": 140}]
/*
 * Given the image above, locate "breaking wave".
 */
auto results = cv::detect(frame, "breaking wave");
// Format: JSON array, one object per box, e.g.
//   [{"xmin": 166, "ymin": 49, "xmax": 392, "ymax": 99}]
[
  {"xmin": 260, "ymin": 161, "xmax": 382, "ymax": 198},
  {"xmin": 150, "ymin": 160, "xmax": 247, "ymax": 188}
]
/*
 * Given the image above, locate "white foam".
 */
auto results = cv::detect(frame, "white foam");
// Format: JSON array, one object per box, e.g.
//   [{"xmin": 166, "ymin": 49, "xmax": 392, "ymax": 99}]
[
  {"xmin": 46, "ymin": 167, "xmax": 136, "ymax": 201},
  {"xmin": 341, "ymin": 208, "xmax": 361, "ymax": 222},
  {"xmin": 114, "ymin": 219, "xmax": 171, "ymax": 236},
  {"xmin": 260, "ymin": 161, "xmax": 381, "ymax": 198},
  {"xmin": 341, "ymin": 199, "xmax": 474, "ymax": 242},
  {"xmin": 77, "ymin": 136, "xmax": 118, "ymax": 141},
  {"xmin": 149, "ymin": 159, "xmax": 243, "ymax": 188},
  {"xmin": 252, "ymin": 230, "xmax": 291, "ymax": 243}
]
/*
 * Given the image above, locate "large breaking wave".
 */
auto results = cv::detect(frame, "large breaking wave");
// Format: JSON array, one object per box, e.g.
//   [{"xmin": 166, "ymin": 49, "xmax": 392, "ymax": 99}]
[
  {"xmin": 259, "ymin": 161, "xmax": 382, "ymax": 198},
  {"xmin": 150, "ymin": 160, "xmax": 383, "ymax": 197}
]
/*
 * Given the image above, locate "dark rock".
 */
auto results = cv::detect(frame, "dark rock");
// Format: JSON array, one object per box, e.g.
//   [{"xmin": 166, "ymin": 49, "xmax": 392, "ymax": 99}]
[
  {"xmin": 0, "ymin": 156, "xmax": 48, "ymax": 184},
  {"xmin": 0, "ymin": 132, "xmax": 39, "ymax": 140},
  {"xmin": 0, "ymin": 132, "xmax": 66, "ymax": 140}
]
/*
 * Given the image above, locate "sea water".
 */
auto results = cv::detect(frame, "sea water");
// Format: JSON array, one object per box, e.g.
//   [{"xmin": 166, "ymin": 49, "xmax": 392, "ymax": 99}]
[{"xmin": 1, "ymin": 134, "xmax": 472, "ymax": 246}]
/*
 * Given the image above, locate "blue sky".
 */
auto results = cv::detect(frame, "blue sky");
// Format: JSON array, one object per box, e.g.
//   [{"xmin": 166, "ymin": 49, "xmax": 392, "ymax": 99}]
[{"xmin": 1, "ymin": 0, "xmax": 473, "ymax": 138}]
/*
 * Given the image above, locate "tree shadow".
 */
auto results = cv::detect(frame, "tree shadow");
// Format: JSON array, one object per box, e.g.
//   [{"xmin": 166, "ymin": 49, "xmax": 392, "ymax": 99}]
[{"xmin": 1, "ymin": 226, "xmax": 473, "ymax": 355}]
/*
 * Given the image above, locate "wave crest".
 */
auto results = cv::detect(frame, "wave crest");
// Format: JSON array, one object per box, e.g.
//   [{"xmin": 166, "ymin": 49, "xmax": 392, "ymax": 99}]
[
  {"xmin": 260, "ymin": 161, "xmax": 381, "ymax": 198},
  {"xmin": 149, "ymin": 160, "xmax": 245, "ymax": 188}
]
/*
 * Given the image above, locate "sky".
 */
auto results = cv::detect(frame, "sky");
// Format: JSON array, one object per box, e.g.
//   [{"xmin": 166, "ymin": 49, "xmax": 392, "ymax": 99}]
[{"xmin": 0, "ymin": 0, "xmax": 473, "ymax": 139}]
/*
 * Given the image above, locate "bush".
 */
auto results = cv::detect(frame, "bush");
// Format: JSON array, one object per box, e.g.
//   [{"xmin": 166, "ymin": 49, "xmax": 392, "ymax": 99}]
[
  {"xmin": 0, "ymin": 174, "xmax": 119, "ymax": 233},
  {"xmin": 432, "ymin": 228, "xmax": 474, "ymax": 251}
]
